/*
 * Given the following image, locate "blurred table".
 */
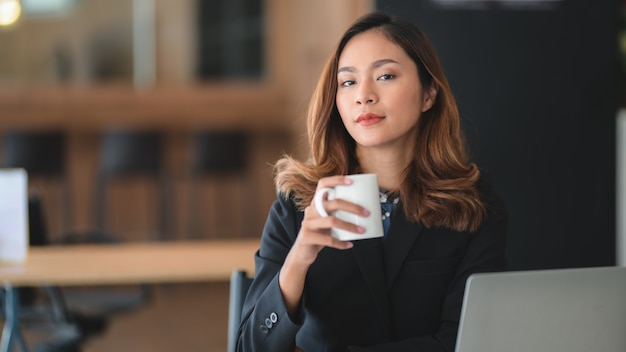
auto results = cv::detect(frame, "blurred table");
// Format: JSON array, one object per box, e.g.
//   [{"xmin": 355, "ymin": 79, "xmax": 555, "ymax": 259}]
[{"xmin": 0, "ymin": 239, "xmax": 260, "ymax": 352}]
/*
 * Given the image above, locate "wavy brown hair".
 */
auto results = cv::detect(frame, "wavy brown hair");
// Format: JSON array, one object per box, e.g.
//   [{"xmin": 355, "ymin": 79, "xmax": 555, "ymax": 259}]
[{"xmin": 275, "ymin": 12, "xmax": 486, "ymax": 232}]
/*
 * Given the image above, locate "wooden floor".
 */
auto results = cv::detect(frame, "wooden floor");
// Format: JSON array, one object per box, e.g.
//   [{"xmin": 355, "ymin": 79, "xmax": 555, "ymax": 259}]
[
  {"xmin": 19, "ymin": 282, "xmax": 231, "ymax": 352},
  {"xmin": 86, "ymin": 283, "xmax": 230, "ymax": 352}
]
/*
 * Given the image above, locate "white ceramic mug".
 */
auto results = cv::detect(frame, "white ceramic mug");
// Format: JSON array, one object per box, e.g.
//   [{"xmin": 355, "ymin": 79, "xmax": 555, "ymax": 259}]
[{"xmin": 313, "ymin": 173, "xmax": 384, "ymax": 241}]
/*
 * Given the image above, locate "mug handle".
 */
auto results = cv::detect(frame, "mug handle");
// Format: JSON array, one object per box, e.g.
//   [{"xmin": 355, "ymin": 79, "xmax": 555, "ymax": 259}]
[{"xmin": 314, "ymin": 187, "xmax": 334, "ymax": 217}]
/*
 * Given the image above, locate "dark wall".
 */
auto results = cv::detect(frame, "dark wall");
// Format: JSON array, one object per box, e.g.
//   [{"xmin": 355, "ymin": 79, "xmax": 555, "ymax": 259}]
[{"xmin": 376, "ymin": 0, "xmax": 619, "ymax": 270}]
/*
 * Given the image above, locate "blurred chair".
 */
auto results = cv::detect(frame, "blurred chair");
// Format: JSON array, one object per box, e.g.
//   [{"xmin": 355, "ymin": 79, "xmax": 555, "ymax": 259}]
[
  {"xmin": 60, "ymin": 130, "xmax": 167, "ymax": 318},
  {"xmin": 1, "ymin": 130, "xmax": 150, "ymax": 331},
  {"xmin": 29, "ymin": 195, "xmax": 109, "ymax": 351},
  {"xmin": 188, "ymin": 130, "xmax": 250, "ymax": 238},
  {"xmin": 227, "ymin": 269, "xmax": 253, "ymax": 352},
  {"xmin": 1, "ymin": 131, "xmax": 71, "ymax": 238},
  {"xmin": 0, "ymin": 285, "xmax": 83, "ymax": 352},
  {"xmin": 0, "ymin": 196, "xmax": 107, "ymax": 352},
  {"xmin": 95, "ymin": 129, "xmax": 172, "ymax": 242}
]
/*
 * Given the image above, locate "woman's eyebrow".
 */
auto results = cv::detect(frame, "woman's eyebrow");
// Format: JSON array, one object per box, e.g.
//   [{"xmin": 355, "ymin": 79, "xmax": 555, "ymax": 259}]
[
  {"xmin": 338, "ymin": 66, "xmax": 355, "ymax": 74},
  {"xmin": 372, "ymin": 58, "xmax": 398, "ymax": 69},
  {"xmin": 338, "ymin": 59, "xmax": 399, "ymax": 74}
]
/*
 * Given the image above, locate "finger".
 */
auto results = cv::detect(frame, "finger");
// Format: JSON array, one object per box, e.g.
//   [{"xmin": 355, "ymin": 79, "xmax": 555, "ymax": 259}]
[
  {"xmin": 305, "ymin": 215, "xmax": 366, "ymax": 244},
  {"xmin": 324, "ymin": 214, "xmax": 366, "ymax": 237},
  {"xmin": 325, "ymin": 238, "xmax": 354, "ymax": 250},
  {"xmin": 298, "ymin": 223, "xmax": 354, "ymax": 251},
  {"xmin": 316, "ymin": 175, "xmax": 352, "ymax": 189},
  {"xmin": 304, "ymin": 204, "xmax": 367, "ymax": 233},
  {"xmin": 302, "ymin": 211, "xmax": 364, "ymax": 238},
  {"xmin": 324, "ymin": 198, "xmax": 371, "ymax": 218}
]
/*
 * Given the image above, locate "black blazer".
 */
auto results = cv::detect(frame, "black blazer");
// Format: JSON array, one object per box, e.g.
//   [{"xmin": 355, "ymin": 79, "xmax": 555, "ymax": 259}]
[{"xmin": 237, "ymin": 177, "xmax": 507, "ymax": 352}]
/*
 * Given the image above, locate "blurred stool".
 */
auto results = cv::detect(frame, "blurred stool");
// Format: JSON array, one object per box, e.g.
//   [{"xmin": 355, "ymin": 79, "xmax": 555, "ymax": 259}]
[
  {"xmin": 95, "ymin": 129, "xmax": 172, "ymax": 241},
  {"xmin": 188, "ymin": 130, "xmax": 250, "ymax": 238},
  {"xmin": 1, "ymin": 131, "xmax": 71, "ymax": 238}
]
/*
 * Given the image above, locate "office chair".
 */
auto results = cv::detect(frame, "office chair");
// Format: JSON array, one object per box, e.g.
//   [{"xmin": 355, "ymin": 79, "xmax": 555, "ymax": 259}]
[
  {"xmin": 1, "ymin": 131, "xmax": 71, "ymax": 237},
  {"xmin": 1, "ymin": 130, "xmax": 114, "ymax": 245},
  {"xmin": 188, "ymin": 130, "xmax": 250, "ymax": 238},
  {"xmin": 0, "ymin": 196, "xmax": 106, "ymax": 352},
  {"xmin": 95, "ymin": 129, "xmax": 172, "ymax": 242},
  {"xmin": 227, "ymin": 269, "xmax": 253, "ymax": 352},
  {"xmin": 0, "ymin": 131, "xmax": 134, "ymax": 327},
  {"xmin": 1, "ymin": 131, "xmax": 65, "ymax": 176},
  {"xmin": 60, "ymin": 130, "xmax": 167, "ymax": 318},
  {"xmin": 1, "ymin": 131, "xmax": 148, "ymax": 331}
]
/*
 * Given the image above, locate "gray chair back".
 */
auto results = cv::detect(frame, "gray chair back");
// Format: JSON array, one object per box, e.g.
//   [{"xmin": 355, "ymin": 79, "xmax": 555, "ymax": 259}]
[{"xmin": 228, "ymin": 269, "xmax": 253, "ymax": 352}]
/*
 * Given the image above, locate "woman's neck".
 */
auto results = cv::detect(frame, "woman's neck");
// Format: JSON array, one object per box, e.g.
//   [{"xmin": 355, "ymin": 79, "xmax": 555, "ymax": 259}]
[{"xmin": 356, "ymin": 146, "xmax": 411, "ymax": 191}]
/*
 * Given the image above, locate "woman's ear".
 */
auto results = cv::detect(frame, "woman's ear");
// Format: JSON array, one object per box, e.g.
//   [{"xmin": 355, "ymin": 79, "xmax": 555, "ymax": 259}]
[{"xmin": 421, "ymin": 85, "xmax": 438, "ymax": 112}]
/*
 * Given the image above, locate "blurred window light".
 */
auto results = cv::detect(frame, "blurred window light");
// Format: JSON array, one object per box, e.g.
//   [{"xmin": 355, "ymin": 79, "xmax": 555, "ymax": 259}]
[
  {"xmin": 0, "ymin": 0, "xmax": 22, "ymax": 26},
  {"xmin": 21, "ymin": 0, "xmax": 75, "ymax": 17}
]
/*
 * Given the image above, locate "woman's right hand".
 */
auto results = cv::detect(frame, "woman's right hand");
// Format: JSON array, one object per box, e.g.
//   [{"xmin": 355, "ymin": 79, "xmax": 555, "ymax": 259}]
[
  {"xmin": 289, "ymin": 175, "xmax": 370, "ymax": 266},
  {"xmin": 279, "ymin": 175, "xmax": 371, "ymax": 318}
]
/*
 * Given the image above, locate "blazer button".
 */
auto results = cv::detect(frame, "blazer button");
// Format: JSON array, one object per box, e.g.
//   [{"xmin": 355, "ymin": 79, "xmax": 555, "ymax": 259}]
[
  {"xmin": 265, "ymin": 318, "xmax": 273, "ymax": 329},
  {"xmin": 260, "ymin": 325, "xmax": 269, "ymax": 334},
  {"xmin": 270, "ymin": 312, "xmax": 278, "ymax": 323}
]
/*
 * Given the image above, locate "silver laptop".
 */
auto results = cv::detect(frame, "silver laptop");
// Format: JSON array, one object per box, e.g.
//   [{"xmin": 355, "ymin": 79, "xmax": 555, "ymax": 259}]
[{"xmin": 455, "ymin": 266, "xmax": 626, "ymax": 352}]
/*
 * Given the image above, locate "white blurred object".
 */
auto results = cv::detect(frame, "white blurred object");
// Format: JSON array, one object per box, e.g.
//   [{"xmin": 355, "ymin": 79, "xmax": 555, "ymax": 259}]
[
  {"xmin": 0, "ymin": 168, "xmax": 28, "ymax": 263},
  {"xmin": 133, "ymin": 0, "xmax": 155, "ymax": 88},
  {"xmin": 618, "ymin": 109, "xmax": 626, "ymax": 266}
]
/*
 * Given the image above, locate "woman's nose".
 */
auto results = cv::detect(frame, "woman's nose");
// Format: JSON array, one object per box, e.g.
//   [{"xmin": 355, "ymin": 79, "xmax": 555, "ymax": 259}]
[{"xmin": 355, "ymin": 82, "xmax": 377, "ymax": 105}]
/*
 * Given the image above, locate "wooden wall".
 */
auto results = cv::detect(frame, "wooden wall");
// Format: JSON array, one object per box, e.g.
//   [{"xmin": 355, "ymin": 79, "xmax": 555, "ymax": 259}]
[{"xmin": 0, "ymin": 0, "xmax": 374, "ymax": 241}]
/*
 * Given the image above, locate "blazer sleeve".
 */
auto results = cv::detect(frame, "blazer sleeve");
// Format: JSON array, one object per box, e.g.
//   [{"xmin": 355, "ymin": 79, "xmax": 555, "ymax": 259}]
[
  {"xmin": 348, "ymin": 178, "xmax": 509, "ymax": 352},
  {"xmin": 236, "ymin": 194, "xmax": 305, "ymax": 352}
]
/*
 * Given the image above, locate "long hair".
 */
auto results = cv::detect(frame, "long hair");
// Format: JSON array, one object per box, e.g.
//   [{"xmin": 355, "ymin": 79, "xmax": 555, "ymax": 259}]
[{"xmin": 275, "ymin": 12, "xmax": 486, "ymax": 232}]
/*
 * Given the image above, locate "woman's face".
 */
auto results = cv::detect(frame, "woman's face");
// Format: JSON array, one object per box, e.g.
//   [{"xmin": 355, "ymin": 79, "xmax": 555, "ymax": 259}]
[{"xmin": 336, "ymin": 29, "xmax": 435, "ymax": 152}]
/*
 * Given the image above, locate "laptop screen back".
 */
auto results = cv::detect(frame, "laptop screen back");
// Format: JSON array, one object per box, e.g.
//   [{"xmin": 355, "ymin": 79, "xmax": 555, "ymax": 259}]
[{"xmin": 455, "ymin": 266, "xmax": 626, "ymax": 352}]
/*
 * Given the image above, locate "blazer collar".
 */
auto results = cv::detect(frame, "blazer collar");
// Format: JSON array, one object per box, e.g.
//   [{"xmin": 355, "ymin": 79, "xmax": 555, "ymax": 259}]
[{"xmin": 383, "ymin": 206, "xmax": 423, "ymax": 289}]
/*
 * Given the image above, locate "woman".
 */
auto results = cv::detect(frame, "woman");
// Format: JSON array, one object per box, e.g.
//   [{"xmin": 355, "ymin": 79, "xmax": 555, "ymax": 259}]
[{"xmin": 236, "ymin": 11, "xmax": 507, "ymax": 352}]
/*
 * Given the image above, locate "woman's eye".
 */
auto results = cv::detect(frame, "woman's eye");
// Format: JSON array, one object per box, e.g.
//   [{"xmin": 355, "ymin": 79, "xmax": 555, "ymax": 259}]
[
  {"xmin": 378, "ymin": 74, "xmax": 395, "ymax": 81},
  {"xmin": 340, "ymin": 80, "xmax": 356, "ymax": 87}
]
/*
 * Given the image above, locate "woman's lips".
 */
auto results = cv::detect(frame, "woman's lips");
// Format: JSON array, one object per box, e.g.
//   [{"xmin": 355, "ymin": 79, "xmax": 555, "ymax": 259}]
[{"xmin": 356, "ymin": 113, "xmax": 384, "ymax": 126}]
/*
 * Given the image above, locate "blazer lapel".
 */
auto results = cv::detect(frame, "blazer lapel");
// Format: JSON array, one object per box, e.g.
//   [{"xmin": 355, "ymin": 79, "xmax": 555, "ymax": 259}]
[
  {"xmin": 351, "ymin": 238, "xmax": 391, "ymax": 338},
  {"xmin": 383, "ymin": 208, "xmax": 423, "ymax": 289}
]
